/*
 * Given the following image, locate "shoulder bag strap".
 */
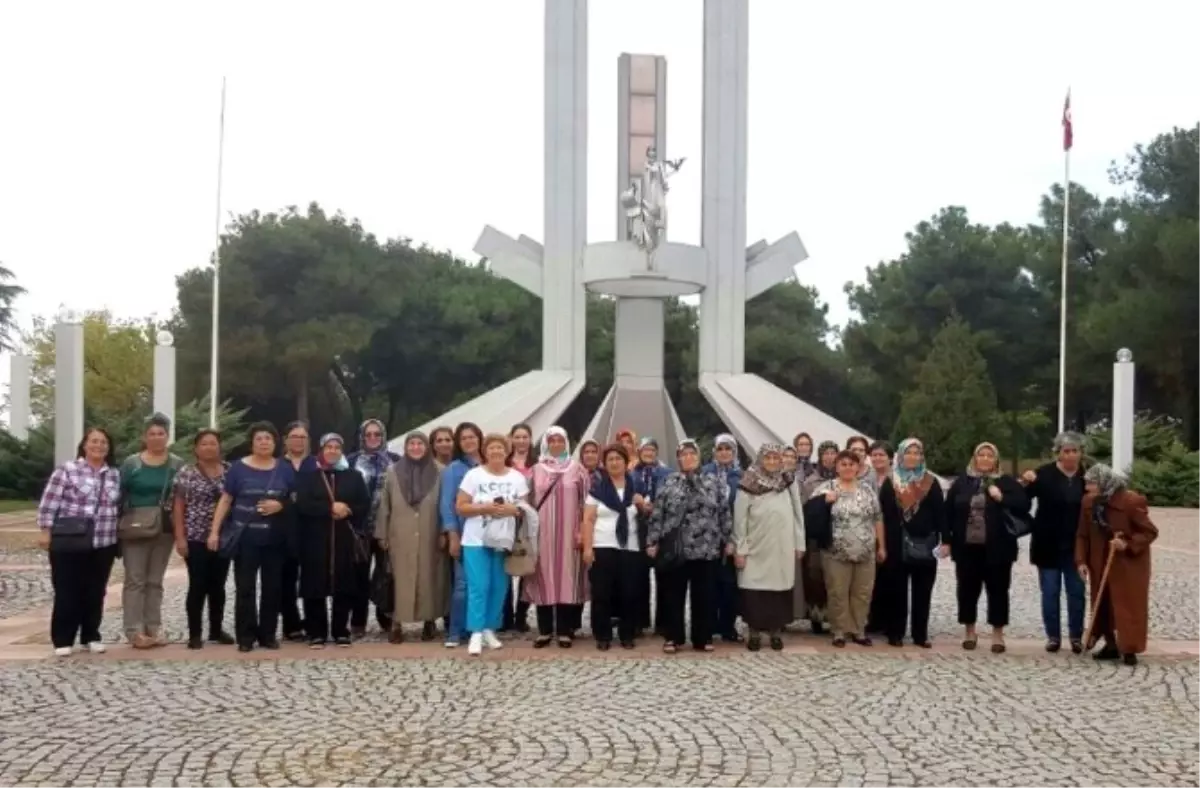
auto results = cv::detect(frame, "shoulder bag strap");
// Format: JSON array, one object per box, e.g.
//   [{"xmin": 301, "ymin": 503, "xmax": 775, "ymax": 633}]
[{"xmin": 534, "ymin": 472, "xmax": 563, "ymax": 512}]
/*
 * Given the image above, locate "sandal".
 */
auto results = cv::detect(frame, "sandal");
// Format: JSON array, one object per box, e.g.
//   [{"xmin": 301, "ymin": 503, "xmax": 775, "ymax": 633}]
[
  {"xmin": 832, "ymin": 637, "xmax": 846, "ymax": 648},
  {"xmin": 596, "ymin": 641, "xmax": 611, "ymax": 652},
  {"xmin": 1070, "ymin": 639, "xmax": 1083, "ymax": 654},
  {"xmin": 662, "ymin": 642, "xmax": 677, "ymax": 654},
  {"xmin": 747, "ymin": 634, "xmax": 762, "ymax": 652},
  {"xmin": 852, "ymin": 636, "xmax": 873, "ymax": 647},
  {"xmin": 769, "ymin": 635, "xmax": 784, "ymax": 651},
  {"xmin": 991, "ymin": 642, "xmax": 1007, "ymax": 654},
  {"xmin": 532, "ymin": 636, "xmax": 552, "ymax": 649},
  {"xmin": 557, "ymin": 637, "xmax": 573, "ymax": 649},
  {"xmin": 962, "ymin": 637, "xmax": 978, "ymax": 651}
]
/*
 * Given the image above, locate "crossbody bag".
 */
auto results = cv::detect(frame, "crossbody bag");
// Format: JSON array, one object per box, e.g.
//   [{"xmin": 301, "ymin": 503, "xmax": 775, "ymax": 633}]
[{"xmin": 118, "ymin": 462, "xmax": 174, "ymax": 542}]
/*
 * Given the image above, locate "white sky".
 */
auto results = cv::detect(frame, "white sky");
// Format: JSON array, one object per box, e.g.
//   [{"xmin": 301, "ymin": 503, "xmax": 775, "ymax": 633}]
[{"xmin": 1, "ymin": 0, "xmax": 1197, "ymax": 411}]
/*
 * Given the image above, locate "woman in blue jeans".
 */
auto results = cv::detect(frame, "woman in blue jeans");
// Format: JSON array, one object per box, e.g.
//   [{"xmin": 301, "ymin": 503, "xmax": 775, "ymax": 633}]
[
  {"xmin": 1021, "ymin": 432, "xmax": 1087, "ymax": 653},
  {"xmin": 439, "ymin": 423, "xmax": 482, "ymax": 648}
]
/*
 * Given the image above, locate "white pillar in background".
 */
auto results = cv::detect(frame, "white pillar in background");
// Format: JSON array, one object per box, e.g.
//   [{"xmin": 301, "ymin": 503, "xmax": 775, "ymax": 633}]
[
  {"xmin": 1112, "ymin": 348, "xmax": 1135, "ymax": 474},
  {"xmin": 153, "ymin": 331, "xmax": 177, "ymax": 443},
  {"xmin": 8, "ymin": 354, "xmax": 31, "ymax": 441},
  {"xmin": 53, "ymin": 319, "xmax": 85, "ymax": 465}
]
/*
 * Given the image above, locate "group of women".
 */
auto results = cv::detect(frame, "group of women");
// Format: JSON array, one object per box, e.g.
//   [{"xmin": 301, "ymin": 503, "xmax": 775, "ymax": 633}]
[{"xmin": 36, "ymin": 416, "xmax": 1158, "ymax": 666}]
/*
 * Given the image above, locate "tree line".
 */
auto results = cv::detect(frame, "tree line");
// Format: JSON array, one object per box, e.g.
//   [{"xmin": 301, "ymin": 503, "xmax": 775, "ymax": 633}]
[{"xmin": 1, "ymin": 126, "xmax": 1196, "ymax": 498}]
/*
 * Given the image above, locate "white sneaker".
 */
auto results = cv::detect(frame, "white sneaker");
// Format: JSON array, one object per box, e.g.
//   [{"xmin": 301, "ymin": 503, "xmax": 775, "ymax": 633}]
[
  {"xmin": 467, "ymin": 633, "xmax": 484, "ymax": 656},
  {"xmin": 86, "ymin": 642, "xmax": 106, "ymax": 654},
  {"xmin": 53, "ymin": 647, "xmax": 72, "ymax": 658},
  {"xmin": 482, "ymin": 630, "xmax": 503, "ymax": 650},
  {"xmin": 444, "ymin": 638, "xmax": 460, "ymax": 649}
]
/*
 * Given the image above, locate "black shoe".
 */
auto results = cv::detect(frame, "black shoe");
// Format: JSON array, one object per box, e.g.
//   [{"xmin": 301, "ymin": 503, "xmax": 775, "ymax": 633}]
[
  {"xmin": 916, "ymin": 640, "xmax": 932, "ymax": 649},
  {"xmin": 852, "ymin": 636, "xmax": 873, "ymax": 647},
  {"xmin": 811, "ymin": 621, "xmax": 825, "ymax": 635},
  {"xmin": 769, "ymin": 635, "xmax": 784, "ymax": 651},
  {"xmin": 350, "ymin": 626, "xmax": 366, "ymax": 640},
  {"xmin": 533, "ymin": 636, "xmax": 552, "ymax": 649},
  {"xmin": 1094, "ymin": 647, "xmax": 1120, "ymax": 661},
  {"xmin": 260, "ymin": 639, "xmax": 281, "ymax": 650},
  {"xmin": 596, "ymin": 641, "xmax": 611, "ymax": 652},
  {"xmin": 1122, "ymin": 653, "xmax": 1138, "ymax": 666},
  {"xmin": 515, "ymin": 620, "xmax": 531, "ymax": 634},
  {"xmin": 187, "ymin": 636, "xmax": 204, "ymax": 650},
  {"xmin": 421, "ymin": 622, "xmax": 437, "ymax": 642},
  {"xmin": 237, "ymin": 642, "xmax": 254, "ymax": 653},
  {"xmin": 284, "ymin": 630, "xmax": 307, "ymax": 643},
  {"xmin": 887, "ymin": 637, "xmax": 904, "ymax": 648},
  {"xmin": 335, "ymin": 636, "xmax": 352, "ymax": 648},
  {"xmin": 619, "ymin": 639, "xmax": 636, "ymax": 650},
  {"xmin": 747, "ymin": 635, "xmax": 762, "ymax": 652},
  {"xmin": 1070, "ymin": 639, "xmax": 1084, "ymax": 654},
  {"xmin": 1045, "ymin": 639, "xmax": 1061, "ymax": 653},
  {"xmin": 309, "ymin": 639, "xmax": 326, "ymax": 650},
  {"xmin": 208, "ymin": 631, "xmax": 236, "ymax": 646}
]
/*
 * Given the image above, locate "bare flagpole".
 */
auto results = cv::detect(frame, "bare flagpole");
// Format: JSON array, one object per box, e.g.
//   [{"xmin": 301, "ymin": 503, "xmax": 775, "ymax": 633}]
[
  {"xmin": 1057, "ymin": 88, "xmax": 1073, "ymax": 435},
  {"xmin": 209, "ymin": 77, "xmax": 227, "ymax": 429}
]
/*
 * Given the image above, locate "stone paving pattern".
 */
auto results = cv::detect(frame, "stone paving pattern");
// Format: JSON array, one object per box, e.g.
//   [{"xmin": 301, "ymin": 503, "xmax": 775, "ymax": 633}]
[{"xmin": 0, "ymin": 508, "xmax": 1196, "ymax": 787}]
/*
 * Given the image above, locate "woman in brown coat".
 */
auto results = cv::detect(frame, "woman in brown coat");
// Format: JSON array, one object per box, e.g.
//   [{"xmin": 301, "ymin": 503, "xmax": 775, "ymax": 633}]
[
  {"xmin": 1076, "ymin": 464, "xmax": 1158, "ymax": 665},
  {"xmin": 376, "ymin": 431, "xmax": 450, "ymax": 643}
]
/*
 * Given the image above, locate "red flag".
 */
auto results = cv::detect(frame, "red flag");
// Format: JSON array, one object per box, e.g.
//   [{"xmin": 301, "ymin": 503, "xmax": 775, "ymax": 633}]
[{"xmin": 1062, "ymin": 90, "xmax": 1073, "ymax": 152}]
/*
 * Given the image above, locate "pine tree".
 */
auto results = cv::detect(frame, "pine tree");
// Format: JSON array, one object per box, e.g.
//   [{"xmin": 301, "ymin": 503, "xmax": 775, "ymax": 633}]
[{"xmin": 894, "ymin": 314, "xmax": 1001, "ymax": 475}]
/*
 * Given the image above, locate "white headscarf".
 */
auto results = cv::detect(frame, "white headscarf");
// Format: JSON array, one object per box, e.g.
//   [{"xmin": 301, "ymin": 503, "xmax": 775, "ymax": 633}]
[{"xmin": 538, "ymin": 426, "xmax": 574, "ymax": 474}]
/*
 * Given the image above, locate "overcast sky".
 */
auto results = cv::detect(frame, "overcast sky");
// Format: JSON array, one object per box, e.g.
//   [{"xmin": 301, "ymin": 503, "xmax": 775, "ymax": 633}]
[{"xmin": 0, "ymin": 0, "xmax": 1196, "ymax": 409}]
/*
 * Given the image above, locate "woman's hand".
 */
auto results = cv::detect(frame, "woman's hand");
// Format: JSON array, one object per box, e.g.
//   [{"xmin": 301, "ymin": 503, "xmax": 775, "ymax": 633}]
[
  {"xmin": 175, "ymin": 538, "xmax": 189, "ymax": 559},
  {"xmin": 1021, "ymin": 470, "xmax": 1036, "ymax": 485},
  {"xmin": 447, "ymin": 533, "xmax": 462, "ymax": 559},
  {"xmin": 646, "ymin": 545, "xmax": 658, "ymax": 559},
  {"xmin": 1077, "ymin": 564, "xmax": 1089, "ymax": 582},
  {"xmin": 876, "ymin": 545, "xmax": 887, "ymax": 564},
  {"xmin": 206, "ymin": 532, "xmax": 220, "ymax": 552},
  {"xmin": 331, "ymin": 502, "xmax": 351, "ymax": 520},
  {"xmin": 495, "ymin": 502, "xmax": 520, "ymax": 518},
  {"xmin": 987, "ymin": 485, "xmax": 1002, "ymax": 502},
  {"xmin": 733, "ymin": 554, "xmax": 746, "ymax": 570},
  {"xmin": 582, "ymin": 548, "xmax": 595, "ymax": 566},
  {"xmin": 1111, "ymin": 536, "xmax": 1128, "ymax": 552},
  {"xmin": 37, "ymin": 532, "xmax": 50, "ymax": 551},
  {"xmin": 378, "ymin": 539, "xmax": 390, "ymax": 552},
  {"xmin": 438, "ymin": 533, "xmax": 448, "ymax": 551},
  {"xmin": 824, "ymin": 490, "xmax": 838, "ymax": 504},
  {"xmin": 257, "ymin": 499, "xmax": 283, "ymax": 516},
  {"xmin": 724, "ymin": 543, "xmax": 734, "ymax": 557},
  {"xmin": 937, "ymin": 543, "xmax": 951, "ymax": 559}
]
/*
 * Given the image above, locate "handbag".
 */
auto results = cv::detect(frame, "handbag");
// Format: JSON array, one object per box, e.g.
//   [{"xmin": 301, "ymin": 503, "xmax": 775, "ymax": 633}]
[
  {"xmin": 50, "ymin": 469, "xmax": 110, "ymax": 553},
  {"xmin": 504, "ymin": 473, "xmax": 563, "ymax": 577},
  {"xmin": 1002, "ymin": 508, "xmax": 1033, "ymax": 538},
  {"xmin": 118, "ymin": 464, "xmax": 174, "ymax": 542},
  {"xmin": 901, "ymin": 530, "xmax": 938, "ymax": 565},
  {"xmin": 371, "ymin": 557, "xmax": 394, "ymax": 615},
  {"xmin": 320, "ymin": 471, "xmax": 370, "ymax": 564}
]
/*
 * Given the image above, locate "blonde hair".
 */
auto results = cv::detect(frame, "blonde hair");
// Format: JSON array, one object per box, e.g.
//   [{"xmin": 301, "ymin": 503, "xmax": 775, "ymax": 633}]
[{"xmin": 481, "ymin": 433, "xmax": 511, "ymax": 455}]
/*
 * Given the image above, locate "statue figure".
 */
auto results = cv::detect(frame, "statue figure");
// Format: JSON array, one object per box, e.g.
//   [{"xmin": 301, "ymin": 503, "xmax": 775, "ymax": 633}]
[{"xmin": 620, "ymin": 145, "xmax": 685, "ymax": 267}]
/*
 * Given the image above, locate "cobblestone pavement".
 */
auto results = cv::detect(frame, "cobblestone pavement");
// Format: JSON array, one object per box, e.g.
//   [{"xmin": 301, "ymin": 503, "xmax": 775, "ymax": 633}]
[{"xmin": 0, "ymin": 654, "xmax": 1196, "ymax": 787}]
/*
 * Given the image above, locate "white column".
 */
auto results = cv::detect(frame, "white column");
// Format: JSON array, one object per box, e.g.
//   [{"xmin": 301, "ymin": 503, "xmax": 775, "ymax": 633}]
[
  {"xmin": 53, "ymin": 319, "xmax": 85, "ymax": 465},
  {"xmin": 153, "ymin": 331, "xmax": 177, "ymax": 443},
  {"xmin": 1112, "ymin": 348, "xmax": 1135, "ymax": 474},
  {"xmin": 699, "ymin": 0, "xmax": 750, "ymax": 376},
  {"xmin": 8, "ymin": 354, "xmax": 31, "ymax": 441},
  {"xmin": 543, "ymin": 0, "xmax": 588, "ymax": 374}
]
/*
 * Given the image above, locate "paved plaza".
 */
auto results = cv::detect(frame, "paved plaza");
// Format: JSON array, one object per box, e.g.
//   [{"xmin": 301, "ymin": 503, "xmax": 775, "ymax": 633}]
[{"xmin": 0, "ymin": 509, "xmax": 1197, "ymax": 787}]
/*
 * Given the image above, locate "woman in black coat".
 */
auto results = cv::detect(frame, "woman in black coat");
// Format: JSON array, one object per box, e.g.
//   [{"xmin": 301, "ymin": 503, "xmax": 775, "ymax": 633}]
[
  {"xmin": 877, "ymin": 438, "xmax": 946, "ymax": 648},
  {"xmin": 295, "ymin": 433, "xmax": 370, "ymax": 648},
  {"xmin": 945, "ymin": 441, "xmax": 1029, "ymax": 654}
]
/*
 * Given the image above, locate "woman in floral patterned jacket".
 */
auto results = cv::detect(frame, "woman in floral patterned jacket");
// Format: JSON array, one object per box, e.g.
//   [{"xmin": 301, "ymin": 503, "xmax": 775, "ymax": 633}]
[{"xmin": 646, "ymin": 439, "xmax": 733, "ymax": 654}]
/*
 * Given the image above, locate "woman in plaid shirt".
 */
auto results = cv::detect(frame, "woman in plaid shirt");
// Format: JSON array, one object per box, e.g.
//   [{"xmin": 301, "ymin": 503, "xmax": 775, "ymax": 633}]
[{"xmin": 36, "ymin": 427, "xmax": 123, "ymax": 657}]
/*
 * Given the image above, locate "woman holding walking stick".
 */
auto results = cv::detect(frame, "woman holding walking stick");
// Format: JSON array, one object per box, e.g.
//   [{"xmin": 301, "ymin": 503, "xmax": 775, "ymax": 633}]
[{"xmin": 1076, "ymin": 464, "xmax": 1158, "ymax": 666}]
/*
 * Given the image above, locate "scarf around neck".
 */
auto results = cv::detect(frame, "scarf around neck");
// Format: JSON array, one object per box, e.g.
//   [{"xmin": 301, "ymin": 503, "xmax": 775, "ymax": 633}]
[
  {"xmin": 594, "ymin": 471, "xmax": 636, "ymax": 548},
  {"xmin": 892, "ymin": 437, "xmax": 934, "ymax": 519},
  {"xmin": 740, "ymin": 442, "xmax": 794, "ymax": 496}
]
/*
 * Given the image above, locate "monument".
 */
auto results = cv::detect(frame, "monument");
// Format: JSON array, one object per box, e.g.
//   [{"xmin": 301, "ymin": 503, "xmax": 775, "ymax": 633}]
[
  {"xmin": 154, "ymin": 330, "xmax": 177, "ymax": 443},
  {"xmin": 396, "ymin": 0, "xmax": 864, "ymax": 457},
  {"xmin": 53, "ymin": 315, "xmax": 84, "ymax": 465},
  {"xmin": 7, "ymin": 353, "xmax": 31, "ymax": 442}
]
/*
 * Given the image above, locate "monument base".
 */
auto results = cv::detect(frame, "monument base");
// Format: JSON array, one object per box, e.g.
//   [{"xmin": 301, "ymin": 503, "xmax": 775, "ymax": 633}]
[
  {"xmin": 579, "ymin": 383, "xmax": 687, "ymax": 455},
  {"xmin": 700, "ymin": 373, "xmax": 865, "ymax": 457}
]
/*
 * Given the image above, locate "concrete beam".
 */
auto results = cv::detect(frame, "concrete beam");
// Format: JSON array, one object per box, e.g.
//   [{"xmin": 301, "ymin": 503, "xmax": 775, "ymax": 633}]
[
  {"xmin": 745, "ymin": 232, "xmax": 809, "ymax": 299},
  {"xmin": 474, "ymin": 225, "xmax": 543, "ymax": 297}
]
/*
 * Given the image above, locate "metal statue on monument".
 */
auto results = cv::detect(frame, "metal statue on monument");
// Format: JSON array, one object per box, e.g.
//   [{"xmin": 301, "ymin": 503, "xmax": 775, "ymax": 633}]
[{"xmin": 620, "ymin": 145, "xmax": 685, "ymax": 267}]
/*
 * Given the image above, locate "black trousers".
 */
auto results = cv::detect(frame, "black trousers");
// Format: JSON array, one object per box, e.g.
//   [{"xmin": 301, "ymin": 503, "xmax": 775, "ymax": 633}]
[
  {"xmin": 501, "ymin": 579, "xmax": 531, "ymax": 631},
  {"xmin": 713, "ymin": 556, "xmax": 740, "ymax": 636},
  {"xmin": 881, "ymin": 561, "xmax": 937, "ymax": 643},
  {"xmin": 279, "ymin": 555, "xmax": 303, "ymax": 636},
  {"xmin": 234, "ymin": 539, "xmax": 283, "ymax": 646},
  {"xmin": 304, "ymin": 596, "xmax": 353, "ymax": 641},
  {"xmin": 659, "ymin": 558, "xmax": 719, "ymax": 647},
  {"xmin": 535, "ymin": 603, "xmax": 575, "ymax": 637},
  {"xmin": 589, "ymin": 548, "xmax": 641, "ymax": 643},
  {"xmin": 955, "ymin": 549, "xmax": 1012, "ymax": 628},
  {"xmin": 639, "ymin": 562, "xmax": 655, "ymax": 631},
  {"xmin": 49, "ymin": 545, "xmax": 118, "ymax": 649},
  {"xmin": 352, "ymin": 542, "xmax": 391, "ymax": 631},
  {"xmin": 185, "ymin": 541, "xmax": 231, "ymax": 639},
  {"xmin": 866, "ymin": 577, "xmax": 887, "ymax": 634}
]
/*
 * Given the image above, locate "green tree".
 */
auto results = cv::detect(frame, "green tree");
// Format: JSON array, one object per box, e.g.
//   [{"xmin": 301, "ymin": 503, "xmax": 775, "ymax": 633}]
[
  {"xmin": 894, "ymin": 315, "xmax": 1002, "ymax": 475},
  {"xmin": 25, "ymin": 310, "xmax": 157, "ymax": 425},
  {"xmin": 0, "ymin": 263, "xmax": 25, "ymax": 352}
]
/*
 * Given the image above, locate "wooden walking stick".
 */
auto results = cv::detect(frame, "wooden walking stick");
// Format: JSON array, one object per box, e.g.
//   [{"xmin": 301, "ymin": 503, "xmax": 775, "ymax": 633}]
[{"xmin": 1081, "ymin": 541, "xmax": 1117, "ymax": 653}]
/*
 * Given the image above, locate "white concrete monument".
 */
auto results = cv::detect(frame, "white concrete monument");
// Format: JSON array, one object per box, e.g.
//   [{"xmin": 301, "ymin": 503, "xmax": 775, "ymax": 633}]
[
  {"xmin": 1112, "ymin": 348, "xmax": 1135, "ymax": 474},
  {"xmin": 397, "ymin": 0, "xmax": 866, "ymax": 456},
  {"xmin": 154, "ymin": 330, "xmax": 177, "ymax": 443},
  {"xmin": 7, "ymin": 354, "xmax": 32, "ymax": 441},
  {"xmin": 53, "ymin": 316, "xmax": 84, "ymax": 465}
]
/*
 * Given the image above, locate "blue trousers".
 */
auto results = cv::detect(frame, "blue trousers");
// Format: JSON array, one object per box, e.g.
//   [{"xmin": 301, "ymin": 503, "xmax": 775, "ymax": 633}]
[
  {"xmin": 1038, "ymin": 555, "xmax": 1085, "ymax": 641},
  {"xmin": 463, "ymin": 546, "xmax": 508, "ymax": 634},
  {"xmin": 447, "ymin": 556, "xmax": 468, "ymax": 642}
]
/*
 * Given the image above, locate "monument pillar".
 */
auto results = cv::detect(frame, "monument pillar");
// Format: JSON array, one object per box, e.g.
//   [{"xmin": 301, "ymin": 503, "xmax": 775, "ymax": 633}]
[
  {"xmin": 53, "ymin": 318, "xmax": 84, "ymax": 465},
  {"xmin": 1112, "ymin": 348, "xmax": 1135, "ymax": 473},
  {"xmin": 154, "ymin": 331, "xmax": 177, "ymax": 443},
  {"xmin": 8, "ymin": 353, "xmax": 31, "ymax": 441}
]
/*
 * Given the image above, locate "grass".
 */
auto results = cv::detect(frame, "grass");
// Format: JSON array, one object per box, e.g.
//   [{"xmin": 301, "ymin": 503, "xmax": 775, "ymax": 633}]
[{"xmin": 0, "ymin": 500, "xmax": 36, "ymax": 514}]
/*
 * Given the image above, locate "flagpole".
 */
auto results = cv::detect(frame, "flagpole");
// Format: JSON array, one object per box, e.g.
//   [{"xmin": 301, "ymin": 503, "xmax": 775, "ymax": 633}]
[
  {"xmin": 209, "ymin": 77, "xmax": 227, "ymax": 429},
  {"xmin": 1057, "ymin": 90, "xmax": 1071, "ymax": 435}
]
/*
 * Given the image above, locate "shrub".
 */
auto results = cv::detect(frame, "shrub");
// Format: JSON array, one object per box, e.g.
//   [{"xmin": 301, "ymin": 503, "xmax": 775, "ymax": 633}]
[{"xmin": 1129, "ymin": 446, "xmax": 1199, "ymax": 508}]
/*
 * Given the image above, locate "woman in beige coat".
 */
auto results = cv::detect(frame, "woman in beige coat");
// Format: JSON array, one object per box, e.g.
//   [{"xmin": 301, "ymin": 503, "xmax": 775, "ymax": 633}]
[
  {"xmin": 734, "ymin": 443, "xmax": 806, "ymax": 652},
  {"xmin": 376, "ymin": 431, "xmax": 450, "ymax": 643}
]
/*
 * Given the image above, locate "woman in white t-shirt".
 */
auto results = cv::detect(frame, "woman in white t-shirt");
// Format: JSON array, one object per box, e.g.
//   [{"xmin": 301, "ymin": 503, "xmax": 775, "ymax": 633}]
[
  {"xmin": 581, "ymin": 443, "xmax": 646, "ymax": 651},
  {"xmin": 455, "ymin": 433, "xmax": 530, "ymax": 656}
]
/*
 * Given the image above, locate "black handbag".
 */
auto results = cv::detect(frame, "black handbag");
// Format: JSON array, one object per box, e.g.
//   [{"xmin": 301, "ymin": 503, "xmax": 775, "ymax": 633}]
[
  {"xmin": 49, "ymin": 469, "xmax": 111, "ymax": 553},
  {"xmin": 371, "ymin": 556, "xmax": 394, "ymax": 615},
  {"xmin": 1002, "ymin": 509, "xmax": 1033, "ymax": 538},
  {"xmin": 901, "ymin": 531, "xmax": 938, "ymax": 565}
]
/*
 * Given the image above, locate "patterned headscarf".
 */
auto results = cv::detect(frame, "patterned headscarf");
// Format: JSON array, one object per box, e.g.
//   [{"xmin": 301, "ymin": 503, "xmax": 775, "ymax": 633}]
[
  {"xmin": 966, "ymin": 442, "xmax": 1001, "ymax": 484},
  {"xmin": 740, "ymin": 443, "xmax": 793, "ymax": 496},
  {"xmin": 539, "ymin": 426, "xmax": 574, "ymax": 474},
  {"xmin": 317, "ymin": 433, "xmax": 349, "ymax": 471},
  {"xmin": 1084, "ymin": 463, "xmax": 1126, "ymax": 532},
  {"xmin": 815, "ymin": 440, "xmax": 839, "ymax": 480},
  {"xmin": 891, "ymin": 437, "xmax": 933, "ymax": 520},
  {"xmin": 353, "ymin": 419, "xmax": 395, "ymax": 528}
]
